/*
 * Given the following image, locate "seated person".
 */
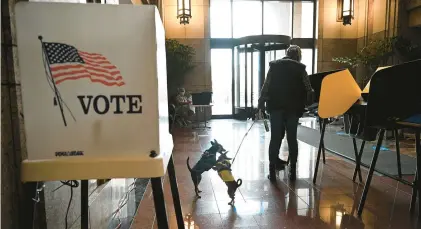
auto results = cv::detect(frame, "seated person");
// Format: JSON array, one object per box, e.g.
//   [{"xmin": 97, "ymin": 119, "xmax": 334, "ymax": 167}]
[{"xmin": 175, "ymin": 88, "xmax": 194, "ymax": 126}]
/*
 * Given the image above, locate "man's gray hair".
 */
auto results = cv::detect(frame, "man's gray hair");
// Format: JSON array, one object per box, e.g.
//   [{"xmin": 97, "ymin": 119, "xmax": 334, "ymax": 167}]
[{"xmin": 286, "ymin": 45, "xmax": 302, "ymax": 62}]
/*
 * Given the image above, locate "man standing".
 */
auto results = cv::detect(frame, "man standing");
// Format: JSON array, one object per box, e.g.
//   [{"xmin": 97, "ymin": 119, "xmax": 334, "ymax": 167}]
[{"xmin": 258, "ymin": 45, "xmax": 314, "ymax": 181}]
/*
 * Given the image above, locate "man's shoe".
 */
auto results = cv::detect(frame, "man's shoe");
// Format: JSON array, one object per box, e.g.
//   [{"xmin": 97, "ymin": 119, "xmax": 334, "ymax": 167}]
[
  {"xmin": 288, "ymin": 163, "xmax": 297, "ymax": 181},
  {"xmin": 275, "ymin": 158, "xmax": 287, "ymax": 170}
]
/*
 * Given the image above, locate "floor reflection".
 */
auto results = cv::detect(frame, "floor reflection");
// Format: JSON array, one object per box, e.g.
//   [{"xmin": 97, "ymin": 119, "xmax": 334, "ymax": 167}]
[{"xmin": 131, "ymin": 119, "xmax": 420, "ymax": 229}]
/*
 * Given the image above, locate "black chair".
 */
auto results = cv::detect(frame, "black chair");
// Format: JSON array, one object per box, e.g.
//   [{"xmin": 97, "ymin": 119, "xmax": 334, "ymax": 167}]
[
  {"xmin": 311, "ymin": 67, "xmax": 405, "ymax": 186},
  {"xmin": 356, "ymin": 59, "xmax": 421, "ymax": 216}
]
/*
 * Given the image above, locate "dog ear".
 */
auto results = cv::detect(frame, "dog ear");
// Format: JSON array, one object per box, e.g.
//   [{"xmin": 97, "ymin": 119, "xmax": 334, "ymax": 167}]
[
  {"xmin": 210, "ymin": 141, "xmax": 215, "ymax": 145},
  {"xmin": 214, "ymin": 139, "xmax": 218, "ymax": 144}
]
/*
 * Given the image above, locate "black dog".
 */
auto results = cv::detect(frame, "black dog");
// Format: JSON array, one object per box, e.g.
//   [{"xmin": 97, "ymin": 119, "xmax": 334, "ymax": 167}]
[
  {"xmin": 187, "ymin": 139, "xmax": 226, "ymax": 198},
  {"xmin": 213, "ymin": 152, "xmax": 243, "ymax": 205}
]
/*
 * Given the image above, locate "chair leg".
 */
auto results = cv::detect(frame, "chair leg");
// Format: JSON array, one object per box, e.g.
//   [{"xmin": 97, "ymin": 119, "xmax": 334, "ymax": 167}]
[
  {"xmin": 395, "ymin": 129, "xmax": 402, "ymax": 178},
  {"xmin": 357, "ymin": 129, "xmax": 385, "ymax": 216},
  {"xmin": 319, "ymin": 118, "xmax": 326, "ymax": 164},
  {"xmin": 322, "ymin": 140, "xmax": 326, "ymax": 164},
  {"xmin": 313, "ymin": 120, "xmax": 327, "ymax": 184},
  {"xmin": 171, "ymin": 108, "xmax": 180, "ymax": 132},
  {"xmin": 415, "ymin": 130, "xmax": 421, "ymax": 217},
  {"xmin": 352, "ymin": 138, "xmax": 363, "ymax": 183},
  {"xmin": 410, "ymin": 169, "xmax": 417, "ymax": 213}
]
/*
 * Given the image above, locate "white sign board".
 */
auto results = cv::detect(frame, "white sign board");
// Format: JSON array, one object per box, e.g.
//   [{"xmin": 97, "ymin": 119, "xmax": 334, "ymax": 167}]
[{"xmin": 15, "ymin": 3, "xmax": 172, "ymax": 161}]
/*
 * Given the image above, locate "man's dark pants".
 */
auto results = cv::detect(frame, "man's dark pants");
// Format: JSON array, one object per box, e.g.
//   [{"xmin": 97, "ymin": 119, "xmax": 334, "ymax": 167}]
[{"xmin": 269, "ymin": 109, "xmax": 300, "ymax": 166}]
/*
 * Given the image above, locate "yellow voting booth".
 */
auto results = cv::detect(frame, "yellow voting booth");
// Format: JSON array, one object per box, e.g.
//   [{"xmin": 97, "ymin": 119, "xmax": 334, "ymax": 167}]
[
  {"xmin": 318, "ymin": 69, "xmax": 361, "ymax": 119},
  {"xmin": 318, "ymin": 66, "xmax": 391, "ymax": 118},
  {"xmin": 313, "ymin": 68, "xmax": 363, "ymax": 185},
  {"xmin": 313, "ymin": 65, "xmax": 393, "ymax": 185}
]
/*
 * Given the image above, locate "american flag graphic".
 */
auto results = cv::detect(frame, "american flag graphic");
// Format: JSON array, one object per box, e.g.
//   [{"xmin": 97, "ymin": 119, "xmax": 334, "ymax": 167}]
[{"xmin": 43, "ymin": 42, "xmax": 125, "ymax": 87}]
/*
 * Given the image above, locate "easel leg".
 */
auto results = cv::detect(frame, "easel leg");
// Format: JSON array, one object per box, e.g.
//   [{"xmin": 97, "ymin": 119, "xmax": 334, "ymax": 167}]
[
  {"xmin": 313, "ymin": 120, "xmax": 327, "ymax": 184},
  {"xmin": 22, "ymin": 182, "xmax": 39, "ymax": 229},
  {"xmin": 395, "ymin": 129, "xmax": 402, "ymax": 178},
  {"xmin": 352, "ymin": 138, "xmax": 364, "ymax": 183},
  {"xmin": 357, "ymin": 129, "xmax": 385, "ymax": 216},
  {"xmin": 81, "ymin": 180, "xmax": 89, "ymax": 229},
  {"xmin": 168, "ymin": 155, "xmax": 185, "ymax": 229},
  {"xmin": 151, "ymin": 177, "xmax": 169, "ymax": 229}
]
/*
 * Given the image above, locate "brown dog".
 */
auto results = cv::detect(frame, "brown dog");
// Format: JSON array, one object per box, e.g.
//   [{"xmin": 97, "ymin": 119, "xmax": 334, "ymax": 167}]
[{"xmin": 213, "ymin": 152, "xmax": 242, "ymax": 205}]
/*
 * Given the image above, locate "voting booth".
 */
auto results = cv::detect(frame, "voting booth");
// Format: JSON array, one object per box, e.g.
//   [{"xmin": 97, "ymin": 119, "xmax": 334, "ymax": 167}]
[
  {"xmin": 309, "ymin": 60, "xmax": 421, "ymax": 217},
  {"xmin": 15, "ymin": 3, "xmax": 184, "ymax": 229}
]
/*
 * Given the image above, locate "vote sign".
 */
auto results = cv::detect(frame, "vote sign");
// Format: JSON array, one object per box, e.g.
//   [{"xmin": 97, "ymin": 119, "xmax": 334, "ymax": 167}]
[{"xmin": 15, "ymin": 3, "xmax": 171, "ymax": 160}]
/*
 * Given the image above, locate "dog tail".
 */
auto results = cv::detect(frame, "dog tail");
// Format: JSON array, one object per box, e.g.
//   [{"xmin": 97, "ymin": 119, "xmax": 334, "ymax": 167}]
[
  {"xmin": 236, "ymin": 179, "xmax": 243, "ymax": 187},
  {"xmin": 187, "ymin": 157, "xmax": 192, "ymax": 172}
]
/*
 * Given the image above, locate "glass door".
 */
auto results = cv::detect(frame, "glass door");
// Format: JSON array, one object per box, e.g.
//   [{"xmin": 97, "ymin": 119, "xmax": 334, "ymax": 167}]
[
  {"xmin": 211, "ymin": 49, "xmax": 233, "ymax": 116},
  {"xmin": 249, "ymin": 50, "xmax": 259, "ymax": 108},
  {"xmin": 233, "ymin": 44, "xmax": 261, "ymax": 119}
]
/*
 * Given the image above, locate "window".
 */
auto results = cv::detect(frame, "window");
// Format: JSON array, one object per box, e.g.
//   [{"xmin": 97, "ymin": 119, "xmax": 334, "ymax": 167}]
[
  {"xmin": 246, "ymin": 51, "xmax": 259, "ymax": 107},
  {"xmin": 264, "ymin": 51, "xmax": 272, "ymax": 77},
  {"xmin": 29, "ymin": 0, "xmax": 86, "ymax": 2},
  {"xmin": 293, "ymin": 2, "xmax": 314, "ymax": 38},
  {"xmin": 263, "ymin": 2, "xmax": 292, "ymax": 36},
  {"xmin": 211, "ymin": 49, "xmax": 233, "ymax": 115},
  {"xmin": 210, "ymin": 0, "xmax": 232, "ymax": 38},
  {"xmin": 264, "ymin": 49, "xmax": 285, "ymax": 77},
  {"xmin": 210, "ymin": 0, "xmax": 316, "ymax": 39},
  {"xmin": 234, "ymin": 46, "xmax": 240, "ymax": 108},
  {"xmin": 101, "ymin": 0, "xmax": 118, "ymax": 4},
  {"xmin": 232, "ymin": 0, "xmax": 262, "ymax": 38},
  {"xmin": 276, "ymin": 50, "xmax": 286, "ymax": 60},
  {"xmin": 301, "ymin": 49, "xmax": 313, "ymax": 74},
  {"xmin": 209, "ymin": 0, "xmax": 318, "ymax": 116},
  {"xmin": 238, "ymin": 47, "xmax": 246, "ymax": 107}
]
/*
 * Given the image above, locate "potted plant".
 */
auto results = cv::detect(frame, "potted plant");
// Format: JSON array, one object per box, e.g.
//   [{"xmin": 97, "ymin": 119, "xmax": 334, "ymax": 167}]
[
  {"xmin": 165, "ymin": 39, "xmax": 195, "ymax": 97},
  {"xmin": 332, "ymin": 37, "xmax": 397, "ymax": 87},
  {"xmin": 333, "ymin": 36, "xmax": 420, "ymax": 87},
  {"xmin": 392, "ymin": 36, "xmax": 421, "ymax": 62}
]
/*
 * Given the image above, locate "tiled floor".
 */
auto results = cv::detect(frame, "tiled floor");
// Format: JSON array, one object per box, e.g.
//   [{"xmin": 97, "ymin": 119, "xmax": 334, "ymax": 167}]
[{"xmin": 131, "ymin": 119, "xmax": 420, "ymax": 229}]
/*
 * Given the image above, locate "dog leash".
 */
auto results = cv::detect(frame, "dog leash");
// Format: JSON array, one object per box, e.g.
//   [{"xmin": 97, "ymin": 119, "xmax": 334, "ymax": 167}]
[
  {"xmin": 231, "ymin": 110, "xmax": 268, "ymax": 164},
  {"xmin": 231, "ymin": 110, "xmax": 290, "ymax": 165},
  {"xmin": 231, "ymin": 120, "xmax": 257, "ymax": 165}
]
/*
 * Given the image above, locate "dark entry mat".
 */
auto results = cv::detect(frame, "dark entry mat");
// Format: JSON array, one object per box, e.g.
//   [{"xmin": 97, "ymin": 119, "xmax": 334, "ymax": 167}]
[{"xmin": 297, "ymin": 125, "xmax": 416, "ymax": 176}]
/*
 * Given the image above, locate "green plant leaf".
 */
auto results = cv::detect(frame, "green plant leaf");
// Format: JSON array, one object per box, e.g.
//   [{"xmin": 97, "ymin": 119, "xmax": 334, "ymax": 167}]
[
  {"xmin": 332, "ymin": 37, "xmax": 399, "ymax": 67},
  {"xmin": 165, "ymin": 39, "xmax": 196, "ymax": 93}
]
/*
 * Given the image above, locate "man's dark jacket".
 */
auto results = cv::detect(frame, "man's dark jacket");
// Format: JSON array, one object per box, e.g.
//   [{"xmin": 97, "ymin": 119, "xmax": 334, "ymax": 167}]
[{"xmin": 265, "ymin": 58, "xmax": 308, "ymax": 114}]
